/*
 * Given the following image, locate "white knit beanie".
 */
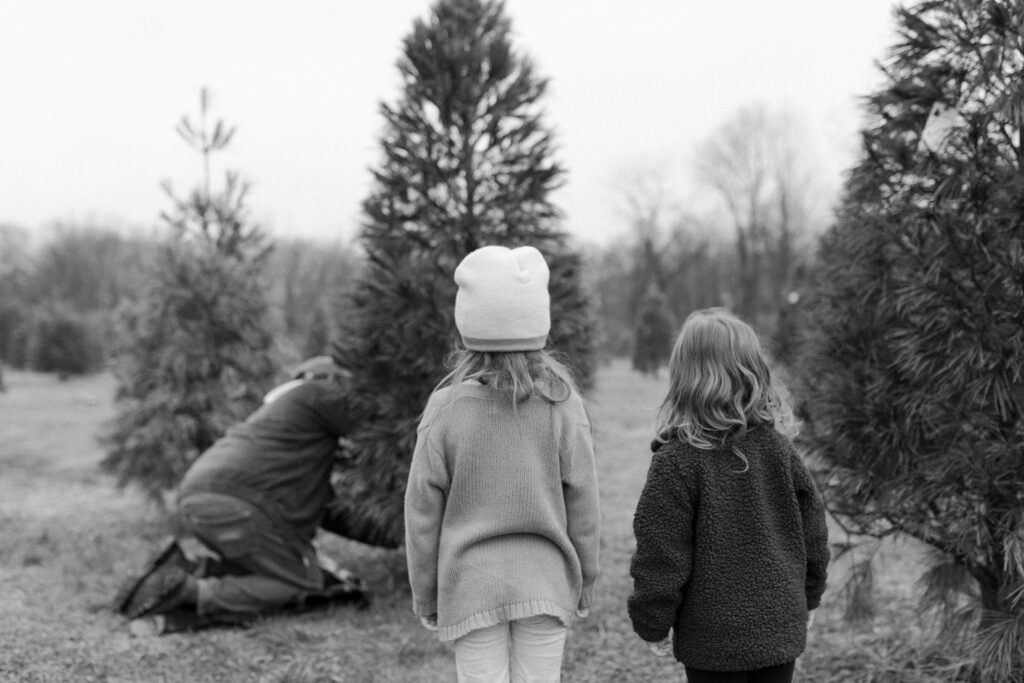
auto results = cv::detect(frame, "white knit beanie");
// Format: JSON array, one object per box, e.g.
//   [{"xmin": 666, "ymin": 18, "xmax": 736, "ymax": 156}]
[{"xmin": 454, "ymin": 245, "xmax": 551, "ymax": 352}]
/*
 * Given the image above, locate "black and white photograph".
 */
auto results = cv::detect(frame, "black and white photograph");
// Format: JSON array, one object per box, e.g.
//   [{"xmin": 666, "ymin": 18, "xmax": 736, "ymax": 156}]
[{"xmin": 1, "ymin": 1, "xmax": 1022, "ymax": 681}]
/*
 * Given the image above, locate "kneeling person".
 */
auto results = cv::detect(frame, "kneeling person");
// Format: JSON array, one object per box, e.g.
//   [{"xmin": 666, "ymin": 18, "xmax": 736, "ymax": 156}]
[{"xmin": 117, "ymin": 356, "xmax": 373, "ymax": 633}]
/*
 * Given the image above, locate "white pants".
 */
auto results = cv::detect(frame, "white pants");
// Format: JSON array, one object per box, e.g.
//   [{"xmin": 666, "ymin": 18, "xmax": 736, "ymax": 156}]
[{"xmin": 453, "ymin": 615, "xmax": 568, "ymax": 683}]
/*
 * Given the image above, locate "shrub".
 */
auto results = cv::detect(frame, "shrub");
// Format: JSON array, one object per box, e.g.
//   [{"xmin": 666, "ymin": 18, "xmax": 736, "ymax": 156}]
[{"xmin": 21, "ymin": 305, "xmax": 104, "ymax": 378}]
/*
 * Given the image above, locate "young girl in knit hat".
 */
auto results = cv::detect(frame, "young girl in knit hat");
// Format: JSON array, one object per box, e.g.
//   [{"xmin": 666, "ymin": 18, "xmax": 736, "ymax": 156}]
[
  {"xmin": 628, "ymin": 308, "xmax": 829, "ymax": 683},
  {"xmin": 404, "ymin": 245, "xmax": 600, "ymax": 682}
]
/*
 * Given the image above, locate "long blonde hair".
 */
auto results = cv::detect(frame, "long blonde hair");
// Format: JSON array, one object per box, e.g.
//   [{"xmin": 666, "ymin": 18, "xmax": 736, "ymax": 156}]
[
  {"xmin": 437, "ymin": 348, "xmax": 579, "ymax": 405},
  {"xmin": 656, "ymin": 308, "xmax": 794, "ymax": 470}
]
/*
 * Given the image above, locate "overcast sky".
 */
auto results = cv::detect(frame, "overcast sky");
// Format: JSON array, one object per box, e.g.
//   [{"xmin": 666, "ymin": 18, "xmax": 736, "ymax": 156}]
[{"xmin": 0, "ymin": 1, "xmax": 904, "ymax": 247}]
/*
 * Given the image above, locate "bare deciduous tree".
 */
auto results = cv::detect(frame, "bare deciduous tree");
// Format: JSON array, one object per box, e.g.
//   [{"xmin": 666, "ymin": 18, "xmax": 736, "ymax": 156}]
[{"xmin": 695, "ymin": 105, "xmax": 818, "ymax": 326}]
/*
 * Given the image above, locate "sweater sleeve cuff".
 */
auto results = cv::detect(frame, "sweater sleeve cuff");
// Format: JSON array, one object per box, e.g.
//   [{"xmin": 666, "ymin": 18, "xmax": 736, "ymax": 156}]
[
  {"xmin": 578, "ymin": 582, "xmax": 596, "ymax": 610},
  {"xmin": 633, "ymin": 623, "xmax": 670, "ymax": 643},
  {"xmin": 806, "ymin": 581, "xmax": 826, "ymax": 610},
  {"xmin": 413, "ymin": 600, "xmax": 437, "ymax": 617}
]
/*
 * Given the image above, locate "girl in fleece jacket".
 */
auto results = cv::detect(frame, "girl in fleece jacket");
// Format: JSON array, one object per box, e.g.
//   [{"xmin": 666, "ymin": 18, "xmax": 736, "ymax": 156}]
[
  {"xmin": 404, "ymin": 245, "xmax": 601, "ymax": 683},
  {"xmin": 628, "ymin": 308, "xmax": 829, "ymax": 683}
]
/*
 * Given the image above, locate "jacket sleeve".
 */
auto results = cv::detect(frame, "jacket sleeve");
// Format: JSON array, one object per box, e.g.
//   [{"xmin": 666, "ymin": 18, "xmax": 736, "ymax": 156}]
[
  {"xmin": 403, "ymin": 412, "xmax": 449, "ymax": 618},
  {"xmin": 320, "ymin": 496, "xmax": 401, "ymax": 548},
  {"xmin": 560, "ymin": 401, "xmax": 601, "ymax": 609},
  {"xmin": 309, "ymin": 382, "xmax": 355, "ymax": 438},
  {"xmin": 792, "ymin": 453, "xmax": 830, "ymax": 610},
  {"xmin": 627, "ymin": 449, "xmax": 694, "ymax": 642}
]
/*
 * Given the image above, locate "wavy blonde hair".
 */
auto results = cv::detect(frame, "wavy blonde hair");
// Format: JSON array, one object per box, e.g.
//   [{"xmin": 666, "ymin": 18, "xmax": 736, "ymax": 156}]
[
  {"xmin": 656, "ymin": 308, "xmax": 794, "ymax": 471},
  {"xmin": 437, "ymin": 349, "xmax": 579, "ymax": 405}
]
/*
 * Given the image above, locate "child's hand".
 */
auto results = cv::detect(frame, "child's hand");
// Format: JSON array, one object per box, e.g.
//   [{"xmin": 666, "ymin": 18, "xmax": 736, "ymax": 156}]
[
  {"xmin": 419, "ymin": 614, "xmax": 438, "ymax": 631},
  {"xmin": 647, "ymin": 635, "xmax": 672, "ymax": 657}
]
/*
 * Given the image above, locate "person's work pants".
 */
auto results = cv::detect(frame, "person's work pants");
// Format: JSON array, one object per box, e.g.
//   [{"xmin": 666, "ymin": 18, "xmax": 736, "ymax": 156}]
[
  {"xmin": 177, "ymin": 491, "xmax": 322, "ymax": 617},
  {"xmin": 453, "ymin": 615, "xmax": 568, "ymax": 683}
]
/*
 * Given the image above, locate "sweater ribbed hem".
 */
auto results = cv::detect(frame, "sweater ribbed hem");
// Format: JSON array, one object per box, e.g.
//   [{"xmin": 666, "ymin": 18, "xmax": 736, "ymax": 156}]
[{"xmin": 438, "ymin": 600, "xmax": 572, "ymax": 642}]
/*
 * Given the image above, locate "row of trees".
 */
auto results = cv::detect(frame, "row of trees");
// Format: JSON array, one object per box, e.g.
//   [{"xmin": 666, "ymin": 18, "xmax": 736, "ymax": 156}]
[
  {"xmin": 590, "ymin": 101, "xmax": 826, "ymax": 376},
  {"xmin": 2, "ymin": 0, "xmax": 1020, "ymax": 677},
  {"xmin": 0, "ymin": 223, "xmax": 147, "ymax": 377},
  {"xmin": 1, "ymin": 102, "xmax": 817, "ymax": 386},
  {"xmin": 0, "ymin": 225, "xmax": 358, "ymax": 377},
  {"xmin": 0, "ymin": 205, "xmax": 805, "ymax": 382}
]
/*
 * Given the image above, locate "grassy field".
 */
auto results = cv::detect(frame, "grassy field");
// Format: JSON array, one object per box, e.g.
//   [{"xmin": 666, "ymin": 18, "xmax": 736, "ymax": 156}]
[{"xmin": 0, "ymin": 362, "xmax": 961, "ymax": 682}]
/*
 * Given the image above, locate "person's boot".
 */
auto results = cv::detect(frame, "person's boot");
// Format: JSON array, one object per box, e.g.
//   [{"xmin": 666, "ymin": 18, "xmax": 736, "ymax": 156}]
[
  {"xmin": 128, "ymin": 609, "xmax": 210, "ymax": 637},
  {"xmin": 113, "ymin": 537, "xmax": 195, "ymax": 617},
  {"xmin": 304, "ymin": 567, "xmax": 370, "ymax": 610},
  {"xmin": 128, "ymin": 607, "xmax": 254, "ymax": 637},
  {"xmin": 120, "ymin": 567, "xmax": 198, "ymax": 620}
]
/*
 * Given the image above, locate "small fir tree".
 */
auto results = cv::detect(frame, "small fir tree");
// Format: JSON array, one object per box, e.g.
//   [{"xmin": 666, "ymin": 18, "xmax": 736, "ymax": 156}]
[
  {"xmin": 631, "ymin": 284, "xmax": 675, "ymax": 376},
  {"xmin": 102, "ymin": 90, "xmax": 277, "ymax": 504},
  {"xmin": 796, "ymin": 3, "xmax": 1024, "ymax": 678},
  {"xmin": 329, "ymin": 0, "xmax": 598, "ymax": 546}
]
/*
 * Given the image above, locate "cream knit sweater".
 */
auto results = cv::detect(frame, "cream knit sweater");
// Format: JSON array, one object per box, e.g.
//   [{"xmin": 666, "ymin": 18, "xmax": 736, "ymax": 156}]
[{"xmin": 404, "ymin": 382, "xmax": 601, "ymax": 642}]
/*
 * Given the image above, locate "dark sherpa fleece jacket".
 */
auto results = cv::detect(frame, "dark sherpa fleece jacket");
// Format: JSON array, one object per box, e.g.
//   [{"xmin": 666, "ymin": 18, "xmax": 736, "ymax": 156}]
[{"xmin": 627, "ymin": 423, "xmax": 829, "ymax": 671}]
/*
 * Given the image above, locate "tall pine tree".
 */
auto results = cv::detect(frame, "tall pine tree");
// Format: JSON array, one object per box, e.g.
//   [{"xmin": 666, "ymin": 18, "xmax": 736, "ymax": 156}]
[
  {"xmin": 632, "ymin": 284, "xmax": 675, "ymax": 376},
  {"xmin": 796, "ymin": 2, "xmax": 1024, "ymax": 678},
  {"xmin": 329, "ymin": 0, "xmax": 597, "ymax": 547},
  {"xmin": 102, "ymin": 90, "xmax": 278, "ymax": 504}
]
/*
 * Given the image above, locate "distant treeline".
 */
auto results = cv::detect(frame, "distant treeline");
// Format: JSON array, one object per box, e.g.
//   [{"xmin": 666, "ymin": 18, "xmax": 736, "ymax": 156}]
[
  {"xmin": 0, "ymin": 224, "xmax": 360, "ymax": 377},
  {"xmin": 0, "ymin": 218, "xmax": 815, "ymax": 379}
]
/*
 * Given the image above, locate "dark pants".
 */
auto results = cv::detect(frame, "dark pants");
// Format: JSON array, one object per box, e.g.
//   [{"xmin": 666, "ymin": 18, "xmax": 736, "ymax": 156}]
[
  {"xmin": 685, "ymin": 661, "xmax": 795, "ymax": 683},
  {"xmin": 177, "ymin": 491, "xmax": 323, "ymax": 617}
]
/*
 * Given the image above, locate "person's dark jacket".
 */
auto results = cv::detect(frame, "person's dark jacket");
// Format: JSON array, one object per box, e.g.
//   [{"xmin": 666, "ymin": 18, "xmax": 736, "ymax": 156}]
[
  {"xmin": 627, "ymin": 423, "xmax": 829, "ymax": 671},
  {"xmin": 179, "ymin": 380, "xmax": 351, "ymax": 541}
]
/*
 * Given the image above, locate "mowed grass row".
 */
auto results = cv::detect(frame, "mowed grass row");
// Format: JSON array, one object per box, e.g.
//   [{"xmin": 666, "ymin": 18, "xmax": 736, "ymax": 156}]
[{"xmin": 0, "ymin": 363, "xmax": 941, "ymax": 682}]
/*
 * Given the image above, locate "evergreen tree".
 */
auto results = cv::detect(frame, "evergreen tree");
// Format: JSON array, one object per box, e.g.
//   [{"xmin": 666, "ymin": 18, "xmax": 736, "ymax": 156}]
[
  {"xmin": 329, "ymin": 0, "xmax": 597, "ymax": 546},
  {"xmin": 102, "ymin": 90, "xmax": 278, "ymax": 504},
  {"xmin": 632, "ymin": 284, "xmax": 675, "ymax": 376},
  {"xmin": 796, "ymin": 3, "xmax": 1024, "ymax": 678}
]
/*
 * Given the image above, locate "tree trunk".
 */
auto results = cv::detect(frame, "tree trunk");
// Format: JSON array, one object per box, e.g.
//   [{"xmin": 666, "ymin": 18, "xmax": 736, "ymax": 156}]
[{"xmin": 972, "ymin": 563, "xmax": 1008, "ymax": 621}]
